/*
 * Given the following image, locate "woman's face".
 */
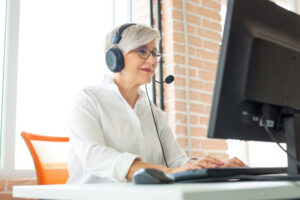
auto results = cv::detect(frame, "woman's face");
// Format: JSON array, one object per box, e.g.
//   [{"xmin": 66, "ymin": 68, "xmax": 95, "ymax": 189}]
[{"xmin": 121, "ymin": 40, "xmax": 158, "ymax": 86}]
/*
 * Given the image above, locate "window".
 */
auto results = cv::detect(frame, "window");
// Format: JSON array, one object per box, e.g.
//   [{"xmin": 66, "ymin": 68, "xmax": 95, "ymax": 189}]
[{"xmin": 0, "ymin": 0, "xmax": 132, "ymax": 170}]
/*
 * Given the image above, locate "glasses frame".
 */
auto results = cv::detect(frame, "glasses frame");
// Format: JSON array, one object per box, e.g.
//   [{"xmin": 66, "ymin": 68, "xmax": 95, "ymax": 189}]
[{"xmin": 134, "ymin": 47, "xmax": 161, "ymax": 63}]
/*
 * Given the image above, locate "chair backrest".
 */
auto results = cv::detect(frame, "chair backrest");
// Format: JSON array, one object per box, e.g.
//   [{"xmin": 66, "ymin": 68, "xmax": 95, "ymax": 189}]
[{"xmin": 21, "ymin": 131, "xmax": 70, "ymax": 185}]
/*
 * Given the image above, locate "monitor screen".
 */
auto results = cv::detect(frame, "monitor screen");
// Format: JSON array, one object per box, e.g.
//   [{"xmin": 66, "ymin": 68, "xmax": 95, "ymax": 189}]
[{"xmin": 207, "ymin": 0, "xmax": 300, "ymax": 175}]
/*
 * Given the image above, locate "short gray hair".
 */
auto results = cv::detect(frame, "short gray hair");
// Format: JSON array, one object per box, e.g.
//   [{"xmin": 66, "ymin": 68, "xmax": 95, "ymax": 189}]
[{"xmin": 104, "ymin": 23, "xmax": 161, "ymax": 54}]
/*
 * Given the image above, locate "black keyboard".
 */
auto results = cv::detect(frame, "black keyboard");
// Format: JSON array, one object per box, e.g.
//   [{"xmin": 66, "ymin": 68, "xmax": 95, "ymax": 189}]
[{"xmin": 172, "ymin": 167, "xmax": 287, "ymax": 183}]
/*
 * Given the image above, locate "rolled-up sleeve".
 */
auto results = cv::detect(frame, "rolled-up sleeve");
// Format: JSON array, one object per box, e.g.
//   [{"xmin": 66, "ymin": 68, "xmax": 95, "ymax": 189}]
[{"xmin": 68, "ymin": 90, "xmax": 139, "ymax": 182}]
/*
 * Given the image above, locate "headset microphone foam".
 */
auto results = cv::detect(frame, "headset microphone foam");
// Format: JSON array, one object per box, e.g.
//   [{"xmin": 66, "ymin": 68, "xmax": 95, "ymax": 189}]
[{"xmin": 154, "ymin": 75, "xmax": 175, "ymax": 84}]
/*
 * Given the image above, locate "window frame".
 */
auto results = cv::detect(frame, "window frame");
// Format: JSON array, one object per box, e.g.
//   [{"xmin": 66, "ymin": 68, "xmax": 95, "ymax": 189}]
[
  {"xmin": 1, "ymin": 0, "xmax": 22, "ymax": 177},
  {"xmin": 0, "ymin": 0, "xmax": 133, "ymax": 178}
]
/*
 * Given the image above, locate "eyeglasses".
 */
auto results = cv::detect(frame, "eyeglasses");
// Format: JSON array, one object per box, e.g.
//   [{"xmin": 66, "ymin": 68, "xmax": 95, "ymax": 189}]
[{"xmin": 134, "ymin": 47, "xmax": 161, "ymax": 63}]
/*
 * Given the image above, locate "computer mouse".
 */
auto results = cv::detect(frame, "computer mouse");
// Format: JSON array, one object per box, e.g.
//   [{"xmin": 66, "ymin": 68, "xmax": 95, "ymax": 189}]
[{"xmin": 132, "ymin": 168, "xmax": 175, "ymax": 184}]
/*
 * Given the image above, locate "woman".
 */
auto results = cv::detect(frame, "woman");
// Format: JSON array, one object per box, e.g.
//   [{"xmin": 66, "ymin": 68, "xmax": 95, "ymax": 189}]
[{"xmin": 67, "ymin": 23, "xmax": 245, "ymax": 184}]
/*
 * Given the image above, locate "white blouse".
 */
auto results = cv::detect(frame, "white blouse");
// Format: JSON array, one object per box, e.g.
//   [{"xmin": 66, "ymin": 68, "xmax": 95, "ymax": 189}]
[{"xmin": 67, "ymin": 75, "xmax": 189, "ymax": 184}]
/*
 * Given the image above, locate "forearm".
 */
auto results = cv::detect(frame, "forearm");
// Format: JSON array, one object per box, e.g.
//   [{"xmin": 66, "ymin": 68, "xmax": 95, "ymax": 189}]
[{"xmin": 126, "ymin": 159, "xmax": 170, "ymax": 180}]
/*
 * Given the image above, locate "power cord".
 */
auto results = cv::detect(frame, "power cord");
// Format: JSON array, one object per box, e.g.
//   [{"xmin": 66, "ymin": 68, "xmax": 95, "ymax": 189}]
[
  {"xmin": 261, "ymin": 109, "xmax": 300, "ymax": 167},
  {"xmin": 264, "ymin": 126, "xmax": 300, "ymax": 167},
  {"xmin": 145, "ymin": 84, "xmax": 169, "ymax": 168}
]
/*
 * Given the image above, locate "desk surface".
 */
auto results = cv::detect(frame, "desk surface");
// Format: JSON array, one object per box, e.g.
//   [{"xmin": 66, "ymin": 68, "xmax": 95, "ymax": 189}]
[{"xmin": 13, "ymin": 181, "xmax": 300, "ymax": 200}]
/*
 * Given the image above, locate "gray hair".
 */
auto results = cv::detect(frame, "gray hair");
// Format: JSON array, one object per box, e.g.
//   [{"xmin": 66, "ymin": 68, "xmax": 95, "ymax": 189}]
[{"xmin": 104, "ymin": 23, "xmax": 161, "ymax": 54}]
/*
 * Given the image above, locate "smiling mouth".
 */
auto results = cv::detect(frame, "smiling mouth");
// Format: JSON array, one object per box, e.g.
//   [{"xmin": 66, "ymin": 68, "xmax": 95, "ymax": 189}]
[{"xmin": 140, "ymin": 68, "xmax": 153, "ymax": 73}]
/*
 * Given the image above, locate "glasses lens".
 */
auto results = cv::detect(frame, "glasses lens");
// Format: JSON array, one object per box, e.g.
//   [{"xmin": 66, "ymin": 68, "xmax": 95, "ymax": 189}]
[
  {"xmin": 137, "ymin": 48, "xmax": 149, "ymax": 59},
  {"xmin": 155, "ymin": 53, "xmax": 161, "ymax": 62}
]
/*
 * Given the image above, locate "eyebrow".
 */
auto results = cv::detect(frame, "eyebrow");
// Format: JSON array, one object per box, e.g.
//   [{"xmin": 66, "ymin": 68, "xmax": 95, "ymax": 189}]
[{"xmin": 140, "ymin": 45, "xmax": 157, "ymax": 51}]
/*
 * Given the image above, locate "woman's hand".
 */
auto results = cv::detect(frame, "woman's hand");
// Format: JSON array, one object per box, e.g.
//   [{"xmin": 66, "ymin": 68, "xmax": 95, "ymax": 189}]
[
  {"xmin": 221, "ymin": 157, "xmax": 247, "ymax": 168},
  {"xmin": 167, "ymin": 156, "xmax": 247, "ymax": 174},
  {"xmin": 167, "ymin": 156, "xmax": 224, "ymax": 174}
]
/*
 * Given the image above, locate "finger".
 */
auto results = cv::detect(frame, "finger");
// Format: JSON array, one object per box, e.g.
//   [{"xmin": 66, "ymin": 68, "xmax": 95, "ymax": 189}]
[
  {"xmin": 185, "ymin": 163, "xmax": 202, "ymax": 170},
  {"xmin": 201, "ymin": 157, "xmax": 224, "ymax": 166},
  {"xmin": 204, "ymin": 156, "xmax": 224, "ymax": 165},
  {"xmin": 223, "ymin": 160, "xmax": 245, "ymax": 168},
  {"xmin": 228, "ymin": 157, "xmax": 247, "ymax": 167},
  {"xmin": 194, "ymin": 160, "xmax": 219, "ymax": 169}
]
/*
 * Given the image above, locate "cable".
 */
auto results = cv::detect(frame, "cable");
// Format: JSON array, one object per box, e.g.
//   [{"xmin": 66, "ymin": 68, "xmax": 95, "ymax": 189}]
[
  {"xmin": 264, "ymin": 126, "xmax": 300, "ymax": 167},
  {"xmin": 145, "ymin": 84, "xmax": 169, "ymax": 168}
]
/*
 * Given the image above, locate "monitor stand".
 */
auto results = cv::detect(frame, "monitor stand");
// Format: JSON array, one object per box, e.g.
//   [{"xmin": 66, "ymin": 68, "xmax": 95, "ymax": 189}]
[{"xmin": 284, "ymin": 114, "xmax": 300, "ymax": 176}]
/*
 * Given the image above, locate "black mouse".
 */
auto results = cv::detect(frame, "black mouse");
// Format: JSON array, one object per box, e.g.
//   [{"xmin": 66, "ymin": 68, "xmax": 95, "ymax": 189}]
[{"xmin": 132, "ymin": 168, "xmax": 175, "ymax": 184}]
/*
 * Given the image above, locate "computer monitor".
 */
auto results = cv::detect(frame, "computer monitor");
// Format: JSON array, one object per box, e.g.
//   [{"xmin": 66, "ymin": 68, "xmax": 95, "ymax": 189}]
[{"xmin": 207, "ymin": 0, "xmax": 300, "ymax": 176}]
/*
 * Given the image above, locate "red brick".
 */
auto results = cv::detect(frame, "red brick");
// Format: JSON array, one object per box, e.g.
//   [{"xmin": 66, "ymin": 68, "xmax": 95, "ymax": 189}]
[
  {"xmin": 208, "ymin": 152, "xmax": 230, "ymax": 161},
  {"xmin": 195, "ymin": 7, "xmax": 221, "ymax": 21},
  {"xmin": 189, "ymin": 0, "xmax": 200, "ymax": 4},
  {"xmin": 190, "ymin": 103, "xmax": 205, "ymax": 113},
  {"xmin": 186, "ymin": 13, "xmax": 200, "ymax": 26},
  {"xmin": 0, "ymin": 179, "xmax": 6, "ymax": 191},
  {"xmin": 204, "ymin": 82, "xmax": 214, "ymax": 92},
  {"xmin": 167, "ymin": 112, "xmax": 187, "ymax": 124},
  {"xmin": 174, "ymin": 43, "xmax": 185, "ymax": 54},
  {"xmin": 174, "ymin": 54, "xmax": 186, "ymax": 64},
  {"xmin": 173, "ymin": 32, "xmax": 185, "ymax": 43},
  {"xmin": 191, "ymin": 127, "xmax": 207, "ymax": 137},
  {"xmin": 200, "ymin": 139, "xmax": 228, "ymax": 150},
  {"xmin": 188, "ymin": 35, "xmax": 202, "ymax": 47},
  {"xmin": 190, "ymin": 91, "xmax": 200, "ymax": 101},
  {"xmin": 203, "ymin": 40, "xmax": 220, "ymax": 51},
  {"xmin": 190, "ymin": 115, "xmax": 199, "ymax": 125},
  {"xmin": 6, "ymin": 179, "xmax": 37, "ymax": 191},
  {"xmin": 172, "ymin": 9, "xmax": 183, "ymax": 21},
  {"xmin": 199, "ymin": 93, "xmax": 213, "ymax": 104},
  {"xmin": 189, "ymin": 79, "xmax": 204, "ymax": 90},
  {"xmin": 189, "ymin": 57, "xmax": 202, "ymax": 68},
  {"xmin": 203, "ymin": 19, "xmax": 222, "ymax": 32},
  {"xmin": 174, "ymin": 76, "xmax": 186, "ymax": 87},
  {"xmin": 205, "ymin": 105, "xmax": 212, "ymax": 114},
  {"xmin": 197, "ymin": 28, "xmax": 221, "ymax": 41},
  {"xmin": 0, "ymin": 193, "xmax": 12, "ymax": 200},
  {"xmin": 202, "ymin": 0, "xmax": 221, "ymax": 11},
  {"xmin": 177, "ymin": 138, "xmax": 188, "ymax": 148},
  {"xmin": 188, "ymin": 24, "xmax": 196, "ymax": 34},
  {"xmin": 199, "ymin": 116, "xmax": 210, "ymax": 126},
  {"xmin": 176, "ymin": 125, "xmax": 187, "ymax": 136},
  {"xmin": 203, "ymin": 61, "xmax": 217, "ymax": 71},
  {"xmin": 191, "ymin": 151, "xmax": 206, "ymax": 157},
  {"xmin": 191, "ymin": 138, "xmax": 202, "ymax": 149},
  {"xmin": 174, "ymin": 21, "xmax": 184, "ymax": 32},
  {"xmin": 198, "ymin": 70, "xmax": 216, "ymax": 81}
]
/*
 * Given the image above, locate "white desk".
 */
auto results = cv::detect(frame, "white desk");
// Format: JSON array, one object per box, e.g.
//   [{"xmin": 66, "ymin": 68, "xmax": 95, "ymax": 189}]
[{"xmin": 12, "ymin": 181, "xmax": 300, "ymax": 200}]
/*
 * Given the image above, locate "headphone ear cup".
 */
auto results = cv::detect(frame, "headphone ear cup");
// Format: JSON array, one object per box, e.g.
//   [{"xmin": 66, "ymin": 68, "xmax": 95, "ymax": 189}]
[{"xmin": 105, "ymin": 48, "xmax": 124, "ymax": 72}]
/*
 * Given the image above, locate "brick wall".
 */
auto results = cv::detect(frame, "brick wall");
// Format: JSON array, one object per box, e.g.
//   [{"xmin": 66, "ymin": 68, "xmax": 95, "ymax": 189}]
[
  {"xmin": 0, "ymin": 178, "xmax": 36, "ymax": 200},
  {"xmin": 133, "ymin": 0, "xmax": 228, "ymax": 160}
]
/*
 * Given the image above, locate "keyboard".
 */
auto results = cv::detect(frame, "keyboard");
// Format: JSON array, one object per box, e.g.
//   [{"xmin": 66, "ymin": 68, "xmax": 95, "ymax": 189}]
[{"xmin": 172, "ymin": 167, "xmax": 287, "ymax": 183}]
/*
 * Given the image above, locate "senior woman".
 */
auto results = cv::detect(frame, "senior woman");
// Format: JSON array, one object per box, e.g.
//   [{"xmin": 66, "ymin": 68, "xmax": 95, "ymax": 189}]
[{"xmin": 67, "ymin": 23, "xmax": 246, "ymax": 184}]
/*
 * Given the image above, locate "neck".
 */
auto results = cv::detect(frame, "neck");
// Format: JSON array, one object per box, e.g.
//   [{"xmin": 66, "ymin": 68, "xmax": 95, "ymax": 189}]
[{"xmin": 114, "ymin": 74, "xmax": 139, "ymax": 108}]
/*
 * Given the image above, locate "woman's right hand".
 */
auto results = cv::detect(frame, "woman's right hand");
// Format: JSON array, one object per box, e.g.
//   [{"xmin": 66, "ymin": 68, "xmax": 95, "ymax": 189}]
[{"xmin": 167, "ymin": 156, "xmax": 224, "ymax": 174}]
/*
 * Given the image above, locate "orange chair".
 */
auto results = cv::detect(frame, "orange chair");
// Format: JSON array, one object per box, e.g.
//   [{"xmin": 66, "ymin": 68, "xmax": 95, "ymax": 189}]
[{"xmin": 21, "ymin": 131, "xmax": 70, "ymax": 185}]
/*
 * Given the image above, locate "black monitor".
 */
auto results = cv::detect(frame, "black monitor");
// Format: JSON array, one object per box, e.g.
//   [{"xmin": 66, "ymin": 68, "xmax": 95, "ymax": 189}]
[{"xmin": 207, "ymin": 0, "xmax": 300, "ymax": 176}]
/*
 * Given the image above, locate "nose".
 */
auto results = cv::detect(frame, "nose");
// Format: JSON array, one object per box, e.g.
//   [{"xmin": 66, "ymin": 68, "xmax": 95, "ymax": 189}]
[{"xmin": 146, "ymin": 53, "xmax": 156, "ymax": 64}]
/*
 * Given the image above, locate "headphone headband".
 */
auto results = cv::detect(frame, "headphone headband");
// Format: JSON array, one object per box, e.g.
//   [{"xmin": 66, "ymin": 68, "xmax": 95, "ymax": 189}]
[{"xmin": 112, "ymin": 23, "xmax": 136, "ymax": 44}]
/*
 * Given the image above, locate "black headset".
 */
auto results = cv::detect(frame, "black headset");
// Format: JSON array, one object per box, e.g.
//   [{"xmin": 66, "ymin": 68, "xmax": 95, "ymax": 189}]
[{"xmin": 105, "ymin": 23, "xmax": 136, "ymax": 72}]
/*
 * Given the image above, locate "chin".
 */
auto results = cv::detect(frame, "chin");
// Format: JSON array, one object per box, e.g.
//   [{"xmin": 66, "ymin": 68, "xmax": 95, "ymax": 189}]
[{"xmin": 139, "ymin": 77, "xmax": 152, "ymax": 85}]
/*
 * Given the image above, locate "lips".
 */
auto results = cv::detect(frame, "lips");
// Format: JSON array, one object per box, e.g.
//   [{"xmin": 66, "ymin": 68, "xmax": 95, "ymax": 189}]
[{"xmin": 140, "ymin": 68, "xmax": 153, "ymax": 73}]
